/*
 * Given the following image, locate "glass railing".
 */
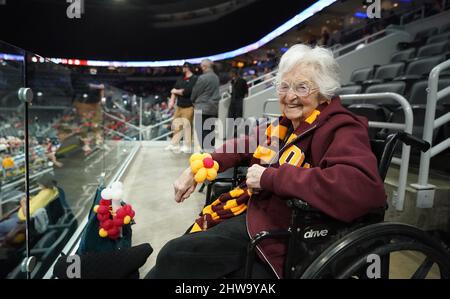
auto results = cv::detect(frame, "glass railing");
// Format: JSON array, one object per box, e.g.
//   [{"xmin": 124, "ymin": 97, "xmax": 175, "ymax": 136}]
[
  {"xmin": 0, "ymin": 41, "xmax": 28, "ymax": 278},
  {"xmin": 0, "ymin": 41, "xmax": 139, "ymax": 279},
  {"xmin": 103, "ymin": 85, "xmax": 173, "ymax": 142}
]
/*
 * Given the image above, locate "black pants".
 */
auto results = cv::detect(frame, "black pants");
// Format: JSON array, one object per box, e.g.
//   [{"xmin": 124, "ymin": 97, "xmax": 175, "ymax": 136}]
[
  {"xmin": 228, "ymin": 99, "xmax": 243, "ymax": 119},
  {"xmin": 196, "ymin": 113, "xmax": 216, "ymax": 151},
  {"xmin": 145, "ymin": 214, "xmax": 275, "ymax": 279}
]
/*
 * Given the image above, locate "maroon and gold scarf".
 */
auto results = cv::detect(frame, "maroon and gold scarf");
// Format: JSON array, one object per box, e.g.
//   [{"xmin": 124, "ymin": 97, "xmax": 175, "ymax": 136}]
[{"xmin": 190, "ymin": 102, "xmax": 329, "ymax": 233}]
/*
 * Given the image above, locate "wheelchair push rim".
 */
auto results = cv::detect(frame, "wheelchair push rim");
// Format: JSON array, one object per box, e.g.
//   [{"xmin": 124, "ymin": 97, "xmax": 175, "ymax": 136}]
[{"xmin": 300, "ymin": 222, "xmax": 450, "ymax": 279}]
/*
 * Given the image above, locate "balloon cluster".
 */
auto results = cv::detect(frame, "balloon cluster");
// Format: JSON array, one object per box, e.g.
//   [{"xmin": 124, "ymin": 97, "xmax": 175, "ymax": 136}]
[
  {"xmin": 189, "ymin": 153, "xmax": 219, "ymax": 183},
  {"xmin": 93, "ymin": 181, "xmax": 135, "ymax": 240}
]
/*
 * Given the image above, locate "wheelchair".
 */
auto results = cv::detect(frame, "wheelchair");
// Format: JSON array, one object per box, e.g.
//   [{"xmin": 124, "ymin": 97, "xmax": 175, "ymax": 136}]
[{"xmin": 204, "ymin": 132, "xmax": 450, "ymax": 279}]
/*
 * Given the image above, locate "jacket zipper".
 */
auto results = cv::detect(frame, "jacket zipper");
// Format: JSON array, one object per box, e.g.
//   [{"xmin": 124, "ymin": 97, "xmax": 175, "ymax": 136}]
[
  {"xmin": 246, "ymin": 198, "xmax": 281, "ymax": 279},
  {"xmin": 245, "ymin": 123, "xmax": 320, "ymax": 278}
]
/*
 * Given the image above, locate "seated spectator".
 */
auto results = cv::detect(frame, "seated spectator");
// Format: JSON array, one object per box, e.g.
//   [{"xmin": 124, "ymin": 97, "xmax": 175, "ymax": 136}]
[
  {"xmin": 0, "ymin": 174, "xmax": 59, "ymax": 245},
  {"xmin": 146, "ymin": 44, "xmax": 386, "ymax": 279}
]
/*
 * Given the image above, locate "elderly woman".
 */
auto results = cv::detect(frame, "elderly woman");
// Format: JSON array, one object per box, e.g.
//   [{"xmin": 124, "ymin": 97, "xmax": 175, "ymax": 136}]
[{"xmin": 146, "ymin": 44, "xmax": 386, "ymax": 279}]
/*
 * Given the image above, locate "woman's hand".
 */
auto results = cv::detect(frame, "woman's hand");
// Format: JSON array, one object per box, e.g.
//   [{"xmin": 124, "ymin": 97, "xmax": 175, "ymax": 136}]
[
  {"xmin": 246, "ymin": 164, "xmax": 266, "ymax": 190},
  {"xmin": 174, "ymin": 167, "xmax": 197, "ymax": 203}
]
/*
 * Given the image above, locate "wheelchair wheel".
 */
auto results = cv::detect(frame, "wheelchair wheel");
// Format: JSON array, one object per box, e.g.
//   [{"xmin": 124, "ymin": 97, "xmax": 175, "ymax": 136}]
[{"xmin": 300, "ymin": 222, "xmax": 450, "ymax": 279}]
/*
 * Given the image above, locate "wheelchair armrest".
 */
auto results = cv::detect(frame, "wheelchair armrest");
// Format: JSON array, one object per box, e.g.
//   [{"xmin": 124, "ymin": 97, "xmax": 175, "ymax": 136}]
[
  {"xmin": 208, "ymin": 177, "xmax": 236, "ymax": 184},
  {"xmin": 287, "ymin": 198, "xmax": 319, "ymax": 212},
  {"xmin": 396, "ymin": 131, "xmax": 430, "ymax": 152},
  {"xmin": 245, "ymin": 230, "xmax": 291, "ymax": 279}
]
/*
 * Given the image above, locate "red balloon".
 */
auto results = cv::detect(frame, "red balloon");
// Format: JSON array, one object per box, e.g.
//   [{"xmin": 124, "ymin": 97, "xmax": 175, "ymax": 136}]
[
  {"xmin": 113, "ymin": 218, "xmax": 124, "ymax": 227},
  {"xmin": 97, "ymin": 214, "xmax": 109, "ymax": 222},
  {"xmin": 203, "ymin": 158, "xmax": 214, "ymax": 168},
  {"xmin": 99, "ymin": 199, "xmax": 111, "ymax": 206},
  {"xmin": 116, "ymin": 209, "xmax": 127, "ymax": 218},
  {"xmin": 103, "ymin": 219, "xmax": 114, "ymax": 229},
  {"xmin": 108, "ymin": 227, "xmax": 119, "ymax": 237},
  {"xmin": 97, "ymin": 206, "xmax": 109, "ymax": 214}
]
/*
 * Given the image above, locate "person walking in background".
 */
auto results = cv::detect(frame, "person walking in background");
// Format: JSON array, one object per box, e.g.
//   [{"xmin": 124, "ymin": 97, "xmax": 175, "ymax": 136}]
[
  {"xmin": 191, "ymin": 59, "xmax": 220, "ymax": 151},
  {"xmin": 166, "ymin": 62, "xmax": 198, "ymax": 153},
  {"xmin": 228, "ymin": 69, "xmax": 248, "ymax": 119}
]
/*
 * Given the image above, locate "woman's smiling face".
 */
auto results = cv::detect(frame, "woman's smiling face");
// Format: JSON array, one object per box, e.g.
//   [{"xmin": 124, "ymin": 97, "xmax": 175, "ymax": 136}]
[{"xmin": 278, "ymin": 66, "xmax": 321, "ymax": 128}]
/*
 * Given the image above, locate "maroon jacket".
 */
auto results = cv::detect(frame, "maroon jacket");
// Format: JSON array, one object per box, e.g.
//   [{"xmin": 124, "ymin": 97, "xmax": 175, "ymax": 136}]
[{"xmin": 211, "ymin": 98, "xmax": 386, "ymax": 278}]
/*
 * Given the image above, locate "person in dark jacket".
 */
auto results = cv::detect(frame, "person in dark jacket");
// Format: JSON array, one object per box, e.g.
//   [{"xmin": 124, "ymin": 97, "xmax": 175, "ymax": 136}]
[
  {"xmin": 165, "ymin": 62, "xmax": 198, "ymax": 153},
  {"xmin": 228, "ymin": 69, "xmax": 248, "ymax": 119},
  {"xmin": 146, "ymin": 44, "xmax": 386, "ymax": 279}
]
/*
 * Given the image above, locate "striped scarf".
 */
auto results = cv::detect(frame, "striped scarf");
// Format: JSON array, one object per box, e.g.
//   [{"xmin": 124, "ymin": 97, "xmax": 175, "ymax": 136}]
[{"xmin": 190, "ymin": 102, "xmax": 329, "ymax": 233}]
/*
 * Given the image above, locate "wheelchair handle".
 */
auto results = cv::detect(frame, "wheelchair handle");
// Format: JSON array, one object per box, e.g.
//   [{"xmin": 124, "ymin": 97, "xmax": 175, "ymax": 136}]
[{"xmin": 397, "ymin": 132, "xmax": 430, "ymax": 152}]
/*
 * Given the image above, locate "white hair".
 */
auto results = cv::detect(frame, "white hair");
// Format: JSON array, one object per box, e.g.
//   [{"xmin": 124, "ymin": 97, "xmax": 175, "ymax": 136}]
[
  {"xmin": 276, "ymin": 44, "xmax": 341, "ymax": 99},
  {"xmin": 201, "ymin": 59, "xmax": 214, "ymax": 70}
]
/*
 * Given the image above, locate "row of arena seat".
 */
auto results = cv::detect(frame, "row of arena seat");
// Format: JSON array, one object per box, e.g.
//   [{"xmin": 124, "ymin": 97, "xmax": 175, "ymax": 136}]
[
  {"xmin": 348, "ymin": 55, "xmax": 449, "ymax": 86},
  {"xmin": 397, "ymin": 23, "xmax": 450, "ymax": 50},
  {"xmin": 336, "ymin": 23, "xmax": 450, "ymax": 173}
]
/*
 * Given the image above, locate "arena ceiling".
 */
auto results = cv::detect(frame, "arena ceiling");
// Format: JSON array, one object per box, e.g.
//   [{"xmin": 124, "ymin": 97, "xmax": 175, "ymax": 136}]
[{"xmin": 0, "ymin": 0, "xmax": 329, "ymax": 61}]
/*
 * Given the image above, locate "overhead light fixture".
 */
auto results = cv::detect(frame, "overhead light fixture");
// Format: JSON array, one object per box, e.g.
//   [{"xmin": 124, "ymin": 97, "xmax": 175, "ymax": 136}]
[
  {"xmin": 46, "ymin": 0, "xmax": 338, "ymax": 67},
  {"xmin": 354, "ymin": 12, "xmax": 368, "ymax": 19}
]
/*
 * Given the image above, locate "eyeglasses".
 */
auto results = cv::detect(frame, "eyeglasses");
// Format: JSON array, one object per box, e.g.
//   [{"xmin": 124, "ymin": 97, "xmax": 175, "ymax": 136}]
[{"xmin": 274, "ymin": 81, "xmax": 318, "ymax": 97}]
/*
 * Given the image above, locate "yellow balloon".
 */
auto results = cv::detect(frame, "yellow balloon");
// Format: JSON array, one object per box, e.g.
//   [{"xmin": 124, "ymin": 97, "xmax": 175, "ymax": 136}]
[
  {"xmin": 189, "ymin": 153, "xmax": 203, "ymax": 163},
  {"xmin": 194, "ymin": 168, "xmax": 207, "ymax": 183},
  {"xmin": 190, "ymin": 159, "xmax": 204, "ymax": 173},
  {"xmin": 213, "ymin": 161, "xmax": 219, "ymax": 171},
  {"xmin": 206, "ymin": 168, "xmax": 217, "ymax": 181},
  {"xmin": 99, "ymin": 228, "xmax": 108, "ymax": 238},
  {"xmin": 93, "ymin": 205, "xmax": 99, "ymax": 213}
]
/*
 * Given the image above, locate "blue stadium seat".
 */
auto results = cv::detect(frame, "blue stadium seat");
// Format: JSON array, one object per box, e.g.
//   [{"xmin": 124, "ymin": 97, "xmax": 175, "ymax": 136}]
[
  {"xmin": 364, "ymin": 62, "xmax": 405, "ymax": 84},
  {"xmin": 417, "ymin": 41, "xmax": 450, "ymax": 58},
  {"xmin": 395, "ymin": 55, "xmax": 446, "ymax": 81},
  {"xmin": 349, "ymin": 66, "xmax": 373, "ymax": 84},
  {"xmin": 365, "ymin": 81, "xmax": 406, "ymax": 108},
  {"xmin": 427, "ymin": 32, "xmax": 450, "ymax": 44}
]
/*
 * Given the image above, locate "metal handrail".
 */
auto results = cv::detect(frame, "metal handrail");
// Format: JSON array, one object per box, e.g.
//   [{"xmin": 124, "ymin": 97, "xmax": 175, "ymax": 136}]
[
  {"xmin": 104, "ymin": 109, "xmax": 173, "ymax": 141},
  {"xmin": 27, "ymin": 105, "xmax": 71, "ymax": 110},
  {"xmin": 248, "ymin": 76, "xmax": 276, "ymax": 96},
  {"xmin": 221, "ymin": 91, "xmax": 231, "ymax": 100},
  {"xmin": 150, "ymin": 131, "xmax": 172, "ymax": 141},
  {"xmin": 140, "ymin": 116, "xmax": 173, "ymax": 133},
  {"xmin": 0, "ymin": 186, "xmax": 40, "ymax": 206},
  {"xmin": 332, "ymin": 29, "xmax": 387, "ymax": 57},
  {"xmin": 248, "ymin": 69, "xmax": 278, "ymax": 87},
  {"xmin": 102, "ymin": 126, "xmax": 135, "ymax": 141},
  {"xmin": 103, "ymin": 111, "xmax": 141, "ymax": 131},
  {"xmin": 417, "ymin": 59, "xmax": 450, "ymax": 188},
  {"xmin": 1, "ymin": 167, "xmax": 54, "ymax": 192},
  {"xmin": 262, "ymin": 92, "xmax": 414, "ymax": 211}
]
